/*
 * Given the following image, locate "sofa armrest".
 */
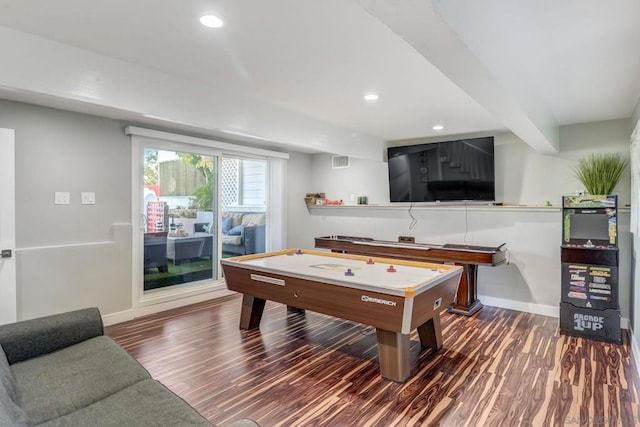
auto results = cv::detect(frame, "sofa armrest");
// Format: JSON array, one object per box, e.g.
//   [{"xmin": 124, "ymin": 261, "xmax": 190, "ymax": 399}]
[
  {"xmin": 242, "ymin": 224, "xmax": 266, "ymax": 255},
  {"xmin": 0, "ymin": 307, "xmax": 104, "ymax": 364}
]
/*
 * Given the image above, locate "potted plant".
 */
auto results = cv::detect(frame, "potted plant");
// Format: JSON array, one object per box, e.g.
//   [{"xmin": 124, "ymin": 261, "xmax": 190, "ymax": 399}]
[{"xmin": 573, "ymin": 153, "xmax": 628, "ymax": 195}]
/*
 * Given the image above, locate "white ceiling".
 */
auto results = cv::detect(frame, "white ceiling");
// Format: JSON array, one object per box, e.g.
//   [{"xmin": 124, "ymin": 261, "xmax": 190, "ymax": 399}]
[{"xmin": 0, "ymin": 0, "xmax": 638, "ymax": 155}]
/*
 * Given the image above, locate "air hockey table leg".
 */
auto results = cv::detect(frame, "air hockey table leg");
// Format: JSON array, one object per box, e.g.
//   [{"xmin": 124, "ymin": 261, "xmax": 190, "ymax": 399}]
[
  {"xmin": 286, "ymin": 306, "xmax": 305, "ymax": 314},
  {"xmin": 239, "ymin": 294, "xmax": 266, "ymax": 330},
  {"xmin": 417, "ymin": 315, "xmax": 443, "ymax": 351},
  {"xmin": 375, "ymin": 329, "xmax": 411, "ymax": 382}
]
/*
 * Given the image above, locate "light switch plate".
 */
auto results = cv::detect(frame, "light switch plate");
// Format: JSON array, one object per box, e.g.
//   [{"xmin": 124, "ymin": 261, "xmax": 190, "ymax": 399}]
[
  {"xmin": 54, "ymin": 192, "xmax": 70, "ymax": 205},
  {"xmin": 81, "ymin": 192, "xmax": 96, "ymax": 205}
]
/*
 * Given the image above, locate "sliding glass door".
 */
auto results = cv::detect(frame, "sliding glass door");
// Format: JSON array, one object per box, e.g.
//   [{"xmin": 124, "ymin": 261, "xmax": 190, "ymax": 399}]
[
  {"xmin": 142, "ymin": 147, "xmax": 217, "ymax": 292},
  {"xmin": 220, "ymin": 156, "xmax": 268, "ymax": 258},
  {"xmin": 128, "ymin": 126, "xmax": 288, "ymax": 317}
]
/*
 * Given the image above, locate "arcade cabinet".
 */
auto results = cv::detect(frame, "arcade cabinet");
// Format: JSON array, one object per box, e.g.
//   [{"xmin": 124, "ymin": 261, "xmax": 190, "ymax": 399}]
[{"xmin": 559, "ymin": 195, "xmax": 621, "ymax": 343}]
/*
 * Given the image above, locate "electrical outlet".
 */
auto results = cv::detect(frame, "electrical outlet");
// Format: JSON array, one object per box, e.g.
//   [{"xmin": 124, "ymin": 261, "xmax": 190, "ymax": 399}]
[
  {"xmin": 81, "ymin": 192, "xmax": 96, "ymax": 205},
  {"xmin": 54, "ymin": 192, "xmax": 70, "ymax": 205}
]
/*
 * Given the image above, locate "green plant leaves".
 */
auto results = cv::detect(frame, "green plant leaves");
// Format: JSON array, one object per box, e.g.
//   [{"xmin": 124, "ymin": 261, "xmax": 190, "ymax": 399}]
[{"xmin": 572, "ymin": 153, "xmax": 628, "ymax": 195}]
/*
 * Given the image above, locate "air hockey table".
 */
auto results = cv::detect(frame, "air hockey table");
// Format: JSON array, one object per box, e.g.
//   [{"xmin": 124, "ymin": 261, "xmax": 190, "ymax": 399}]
[{"xmin": 221, "ymin": 249, "xmax": 462, "ymax": 382}]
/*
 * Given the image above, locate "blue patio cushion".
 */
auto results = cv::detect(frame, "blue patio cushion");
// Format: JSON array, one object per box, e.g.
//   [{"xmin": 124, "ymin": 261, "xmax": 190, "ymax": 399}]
[
  {"xmin": 228, "ymin": 225, "xmax": 244, "ymax": 236},
  {"xmin": 222, "ymin": 216, "xmax": 233, "ymax": 234}
]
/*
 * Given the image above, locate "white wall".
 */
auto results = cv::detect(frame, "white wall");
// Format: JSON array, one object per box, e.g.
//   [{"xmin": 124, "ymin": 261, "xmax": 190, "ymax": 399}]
[
  {"xmin": 632, "ymin": 98, "xmax": 640, "ymax": 128},
  {"xmin": 309, "ymin": 154, "xmax": 389, "ymax": 205},
  {"xmin": 630, "ymin": 114, "xmax": 640, "ymax": 351},
  {"xmin": 287, "ymin": 120, "xmax": 633, "ymax": 320},
  {"xmin": 0, "ymin": 128, "xmax": 17, "ymax": 325},
  {"xmin": 286, "ymin": 152, "xmax": 314, "ymax": 242},
  {"xmin": 0, "ymin": 100, "xmax": 133, "ymax": 320}
]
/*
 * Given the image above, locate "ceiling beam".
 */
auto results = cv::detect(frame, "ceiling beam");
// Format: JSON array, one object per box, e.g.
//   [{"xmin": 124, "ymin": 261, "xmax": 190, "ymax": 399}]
[{"xmin": 358, "ymin": 0, "xmax": 559, "ymax": 153}]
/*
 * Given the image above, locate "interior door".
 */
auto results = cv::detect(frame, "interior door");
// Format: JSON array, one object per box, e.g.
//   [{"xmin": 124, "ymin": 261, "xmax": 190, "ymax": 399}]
[{"xmin": 0, "ymin": 128, "xmax": 16, "ymax": 325}]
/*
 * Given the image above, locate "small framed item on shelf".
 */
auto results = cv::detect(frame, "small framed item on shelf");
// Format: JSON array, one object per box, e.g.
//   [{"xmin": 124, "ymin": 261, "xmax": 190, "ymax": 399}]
[{"xmin": 305, "ymin": 193, "xmax": 325, "ymax": 207}]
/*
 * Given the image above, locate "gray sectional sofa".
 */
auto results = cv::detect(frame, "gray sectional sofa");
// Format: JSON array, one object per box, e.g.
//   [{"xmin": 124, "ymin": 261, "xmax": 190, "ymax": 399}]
[
  {"xmin": 0, "ymin": 308, "xmax": 258, "ymax": 427},
  {"xmin": 221, "ymin": 212, "xmax": 266, "ymax": 256}
]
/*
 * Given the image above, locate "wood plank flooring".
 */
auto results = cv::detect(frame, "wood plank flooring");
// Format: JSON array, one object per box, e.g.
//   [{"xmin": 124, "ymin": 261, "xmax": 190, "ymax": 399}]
[{"xmin": 106, "ymin": 296, "xmax": 640, "ymax": 426}]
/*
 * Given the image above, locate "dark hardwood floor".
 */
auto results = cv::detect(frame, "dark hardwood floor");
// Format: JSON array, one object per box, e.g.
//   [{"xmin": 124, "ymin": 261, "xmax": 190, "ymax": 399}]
[{"xmin": 106, "ymin": 296, "xmax": 640, "ymax": 426}]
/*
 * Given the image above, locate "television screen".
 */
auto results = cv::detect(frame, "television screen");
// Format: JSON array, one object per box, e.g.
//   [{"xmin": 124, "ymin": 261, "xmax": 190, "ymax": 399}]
[
  {"xmin": 387, "ymin": 136, "xmax": 495, "ymax": 203},
  {"xmin": 568, "ymin": 213, "xmax": 611, "ymax": 241}
]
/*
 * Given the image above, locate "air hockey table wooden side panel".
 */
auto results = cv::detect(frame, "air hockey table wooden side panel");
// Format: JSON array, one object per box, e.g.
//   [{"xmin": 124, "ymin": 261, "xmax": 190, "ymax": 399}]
[
  {"xmin": 222, "ymin": 263, "xmax": 407, "ymax": 332},
  {"xmin": 222, "ymin": 249, "xmax": 461, "ymax": 334}
]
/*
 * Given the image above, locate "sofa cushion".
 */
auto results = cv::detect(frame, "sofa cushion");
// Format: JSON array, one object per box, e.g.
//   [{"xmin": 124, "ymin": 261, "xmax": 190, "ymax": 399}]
[
  {"xmin": 0, "ymin": 307, "xmax": 104, "ymax": 365},
  {"xmin": 37, "ymin": 379, "xmax": 211, "ymax": 427},
  {"xmin": 12, "ymin": 336, "xmax": 151, "ymax": 425},
  {"xmin": 0, "ymin": 344, "xmax": 16, "ymax": 401},
  {"xmin": 241, "ymin": 213, "xmax": 265, "ymax": 226},
  {"xmin": 222, "ymin": 234, "xmax": 242, "ymax": 246},
  {"xmin": 221, "ymin": 216, "xmax": 234, "ymax": 234},
  {"xmin": 228, "ymin": 225, "xmax": 244, "ymax": 236},
  {"xmin": 227, "ymin": 213, "xmax": 244, "ymax": 227},
  {"xmin": 0, "ymin": 385, "xmax": 28, "ymax": 427}
]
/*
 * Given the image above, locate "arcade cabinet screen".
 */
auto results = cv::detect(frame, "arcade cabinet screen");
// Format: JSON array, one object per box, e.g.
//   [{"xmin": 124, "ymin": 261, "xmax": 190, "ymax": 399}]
[{"xmin": 568, "ymin": 213, "xmax": 610, "ymax": 241}]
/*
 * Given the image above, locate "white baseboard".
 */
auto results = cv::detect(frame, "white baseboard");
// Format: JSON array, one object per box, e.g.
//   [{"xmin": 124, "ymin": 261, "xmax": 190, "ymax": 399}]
[
  {"xmin": 133, "ymin": 287, "xmax": 235, "ymax": 319},
  {"xmin": 101, "ymin": 285, "xmax": 236, "ymax": 327},
  {"xmin": 478, "ymin": 294, "xmax": 630, "ymax": 329},
  {"xmin": 478, "ymin": 294, "xmax": 559, "ymax": 318},
  {"xmin": 102, "ymin": 309, "xmax": 135, "ymax": 327}
]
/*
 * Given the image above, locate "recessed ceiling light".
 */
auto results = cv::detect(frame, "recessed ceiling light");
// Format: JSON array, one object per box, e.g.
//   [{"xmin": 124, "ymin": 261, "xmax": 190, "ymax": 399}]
[
  {"xmin": 200, "ymin": 14, "xmax": 224, "ymax": 28},
  {"xmin": 432, "ymin": 124, "xmax": 444, "ymax": 131},
  {"xmin": 364, "ymin": 93, "xmax": 379, "ymax": 101}
]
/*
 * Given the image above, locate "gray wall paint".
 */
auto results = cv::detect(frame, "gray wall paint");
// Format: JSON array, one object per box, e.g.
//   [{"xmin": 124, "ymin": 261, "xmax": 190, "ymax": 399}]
[
  {"xmin": 0, "ymin": 100, "xmax": 132, "ymax": 319},
  {"xmin": 17, "ymin": 224, "xmax": 131, "ymax": 319},
  {"xmin": 286, "ymin": 151, "xmax": 313, "ymax": 245}
]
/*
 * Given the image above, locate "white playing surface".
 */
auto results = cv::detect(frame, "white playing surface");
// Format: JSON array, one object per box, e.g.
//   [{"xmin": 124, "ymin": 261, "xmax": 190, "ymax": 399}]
[{"xmin": 234, "ymin": 252, "xmax": 458, "ymax": 296}]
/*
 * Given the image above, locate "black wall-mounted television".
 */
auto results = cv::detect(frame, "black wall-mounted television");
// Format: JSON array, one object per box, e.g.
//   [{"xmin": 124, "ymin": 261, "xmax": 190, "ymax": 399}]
[{"xmin": 387, "ymin": 136, "xmax": 495, "ymax": 203}]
